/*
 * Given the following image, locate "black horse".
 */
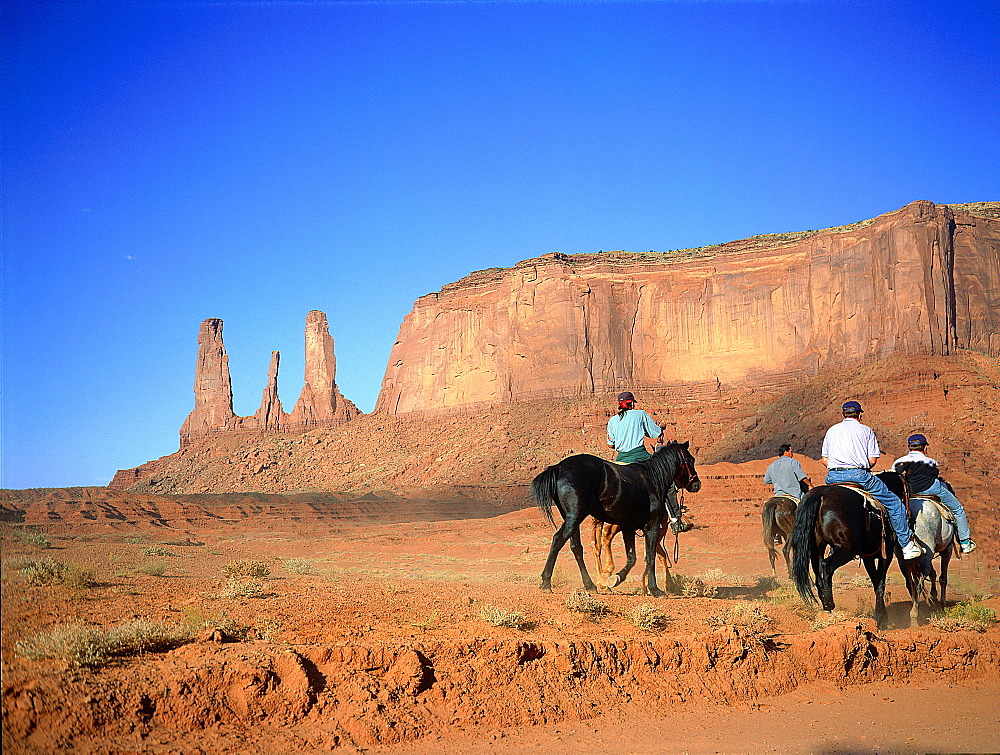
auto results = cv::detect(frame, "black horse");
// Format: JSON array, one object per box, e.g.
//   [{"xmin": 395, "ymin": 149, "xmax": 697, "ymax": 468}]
[
  {"xmin": 532, "ymin": 442, "xmax": 701, "ymax": 597},
  {"xmin": 791, "ymin": 471, "xmax": 908, "ymax": 628}
]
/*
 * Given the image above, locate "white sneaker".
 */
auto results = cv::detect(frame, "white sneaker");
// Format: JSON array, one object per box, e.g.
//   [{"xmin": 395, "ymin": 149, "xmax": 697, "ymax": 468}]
[
  {"xmin": 901, "ymin": 539, "xmax": 923, "ymax": 560},
  {"xmin": 960, "ymin": 539, "xmax": 977, "ymax": 554}
]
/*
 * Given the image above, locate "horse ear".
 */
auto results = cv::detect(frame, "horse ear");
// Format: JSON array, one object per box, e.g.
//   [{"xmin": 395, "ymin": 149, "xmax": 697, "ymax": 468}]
[{"xmin": 680, "ymin": 441, "xmax": 689, "ymax": 450}]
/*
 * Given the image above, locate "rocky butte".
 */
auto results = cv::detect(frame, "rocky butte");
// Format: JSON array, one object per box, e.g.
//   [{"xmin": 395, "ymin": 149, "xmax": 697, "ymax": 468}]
[
  {"xmin": 376, "ymin": 201, "xmax": 999, "ymax": 415},
  {"xmin": 110, "ymin": 200, "xmax": 999, "ymax": 492}
]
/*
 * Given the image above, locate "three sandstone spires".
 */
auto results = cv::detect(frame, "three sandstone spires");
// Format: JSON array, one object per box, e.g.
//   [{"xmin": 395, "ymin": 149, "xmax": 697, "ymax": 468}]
[{"xmin": 179, "ymin": 310, "xmax": 360, "ymax": 445}]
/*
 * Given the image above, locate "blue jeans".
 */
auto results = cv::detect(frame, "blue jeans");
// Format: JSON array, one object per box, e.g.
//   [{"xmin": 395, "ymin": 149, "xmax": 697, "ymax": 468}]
[
  {"xmin": 826, "ymin": 468, "xmax": 911, "ymax": 547},
  {"xmin": 916, "ymin": 479, "xmax": 971, "ymax": 542}
]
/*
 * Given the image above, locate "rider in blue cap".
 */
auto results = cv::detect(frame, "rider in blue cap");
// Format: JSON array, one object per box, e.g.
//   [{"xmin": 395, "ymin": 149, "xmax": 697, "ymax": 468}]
[
  {"xmin": 893, "ymin": 434, "xmax": 976, "ymax": 553},
  {"xmin": 821, "ymin": 400, "xmax": 922, "ymax": 559}
]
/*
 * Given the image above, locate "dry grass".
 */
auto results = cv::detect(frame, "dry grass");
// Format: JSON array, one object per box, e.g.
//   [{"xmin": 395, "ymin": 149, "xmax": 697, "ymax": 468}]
[
  {"xmin": 220, "ymin": 577, "xmax": 269, "ymax": 599},
  {"xmin": 930, "ymin": 601, "xmax": 997, "ymax": 633},
  {"xmin": 479, "ymin": 604, "xmax": 526, "ymax": 629},
  {"xmin": 674, "ymin": 574, "xmax": 718, "ymax": 598},
  {"xmin": 565, "ymin": 589, "xmax": 609, "ymax": 616},
  {"xmin": 135, "ymin": 561, "xmax": 167, "ymax": 577},
  {"xmin": 709, "ymin": 602, "xmax": 775, "ymax": 638},
  {"xmin": 222, "ymin": 559, "xmax": 271, "ymax": 578},
  {"xmin": 142, "ymin": 546, "xmax": 174, "ymax": 557},
  {"xmin": 810, "ymin": 609, "xmax": 853, "ymax": 630},
  {"xmin": 16, "ymin": 619, "xmax": 191, "ymax": 666},
  {"xmin": 19, "ymin": 558, "xmax": 95, "ymax": 589},
  {"xmin": 629, "ymin": 603, "xmax": 670, "ymax": 631},
  {"xmin": 282, "ymin": 558, "xmax": 318, "ymax": 575}
]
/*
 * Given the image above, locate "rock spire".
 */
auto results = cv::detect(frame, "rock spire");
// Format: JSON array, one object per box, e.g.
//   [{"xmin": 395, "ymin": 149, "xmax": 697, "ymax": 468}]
[{"xmin": 180, "ymin": 311, "xmax": 360, "ymax": 445}]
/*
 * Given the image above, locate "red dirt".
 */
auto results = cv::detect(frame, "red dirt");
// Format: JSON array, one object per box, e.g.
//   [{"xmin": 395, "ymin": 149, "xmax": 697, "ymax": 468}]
[{"xmin": 3, "ymin": 461, "xmax": 999, "ymax": 753}]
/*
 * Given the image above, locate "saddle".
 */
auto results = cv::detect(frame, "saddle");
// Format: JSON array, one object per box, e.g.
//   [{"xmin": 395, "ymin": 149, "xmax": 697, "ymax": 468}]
[
  {"xmin": 831, "ymin": 482, "xmax": 891, "ymax": 558},
  {"xmin": 911, "ymin": 494, "xmax": 957, "ymax": 524},
  {"xmin": 831, "ymin": 482, "xmax": 886, "ymax": 513}
]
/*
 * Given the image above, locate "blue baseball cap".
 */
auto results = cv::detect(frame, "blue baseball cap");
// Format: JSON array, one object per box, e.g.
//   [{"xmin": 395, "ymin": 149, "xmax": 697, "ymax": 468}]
[
  {"xmin": 841, "ymin": 400, "xmax": 863, "ymax": 412},
  {"xmin": 907, "ymin": 433, "xmax": 928, "ymax": 446}
]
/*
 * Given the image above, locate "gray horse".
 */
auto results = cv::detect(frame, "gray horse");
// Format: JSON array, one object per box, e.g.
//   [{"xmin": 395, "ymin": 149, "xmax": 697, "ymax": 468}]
[{"xmin": 900, "ymin": 494, "xmax": 956, "ymax": 625}]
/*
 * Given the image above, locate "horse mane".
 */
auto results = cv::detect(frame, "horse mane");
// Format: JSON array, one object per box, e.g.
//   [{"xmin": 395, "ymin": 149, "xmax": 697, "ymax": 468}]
[{"xmin": 641, "ymin": 442, "xmax": 686, "ymax": 501}]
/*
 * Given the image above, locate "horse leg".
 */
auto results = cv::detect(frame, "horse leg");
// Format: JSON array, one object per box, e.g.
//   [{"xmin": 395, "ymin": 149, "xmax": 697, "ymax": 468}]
[
  {"xmin": 568, "ymin": 525, "xmax": 598, "ymax": 593},
  {"xmin": 610, "ymin": 528, "xmax": 638, "ymax": 588},
  {"xmin": 540, "ymin": 502, "xmax": 590, "ymax": 591},
  {"xmin": 939, "ymin": 543, "xmax": 953, "ymax": 609},
  {"xmin": 656, "ymin": 535, "xmax": 671, "ymax": 594},
  {"xmin": 591, "ymin": 519, "xmax": 611, "ymax": 587},
  {"xmin": 781, "ymin": 535, "xmax": 793, "ymax": 580},
  {"xmin": 600, "ymin": 524, "xmax": 620, "ymax": 588},
  {"xmin": 643, "ymin": 524, "xmax": 665, "ymax": 598},
  {"xmin": 863, "ymin": 555, "xmax": 893, "ymax": 630},
  {"xmin": 818, "ymin": 547, "xmax": 853, "ymax": 613}
]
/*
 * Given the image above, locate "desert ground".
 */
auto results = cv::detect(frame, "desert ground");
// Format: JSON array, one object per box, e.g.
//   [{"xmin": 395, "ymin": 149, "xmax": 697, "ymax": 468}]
[{"xmin": 3, "ymin": 455, "xmax": 999, "ymax": 753}]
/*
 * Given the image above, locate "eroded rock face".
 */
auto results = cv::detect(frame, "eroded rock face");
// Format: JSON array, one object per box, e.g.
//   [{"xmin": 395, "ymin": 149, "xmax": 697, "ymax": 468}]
[
  {"xmin": 376, "ymin": 201, "xmax": 1000, "ymax": 414},
  {"xmin": 178, "ymin": 311, "xmax": 360, "ymax": 445}
]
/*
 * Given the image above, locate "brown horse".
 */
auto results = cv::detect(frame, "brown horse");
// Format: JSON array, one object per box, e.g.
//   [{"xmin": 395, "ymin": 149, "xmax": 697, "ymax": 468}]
[
  {"xmin": 762, "ymin": 495, "xmax": 797, "ymax": 578},
  {"xmin": 591, "ymin": 484, "xmax": 686, "ymax": 593}
]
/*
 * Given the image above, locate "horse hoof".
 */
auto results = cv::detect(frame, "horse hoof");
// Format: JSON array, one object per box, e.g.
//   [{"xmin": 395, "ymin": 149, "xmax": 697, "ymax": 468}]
[
  {"xmin": 651, "ymin": 589, "xmax": 665, "ymax": 598},
  {"xmin": 607, "ymin": 575, "xmax": 622, "ymax": 588},
  {"xmin": 540, "ymin": 583, "xmax": 552, "ymax": 593}
]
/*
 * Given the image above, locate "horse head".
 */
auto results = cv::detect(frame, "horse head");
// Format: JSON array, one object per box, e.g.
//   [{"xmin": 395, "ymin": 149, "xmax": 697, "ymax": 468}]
[{"xmin": 672, "ymin": 440, "xmax": 701, "ymax": 493}]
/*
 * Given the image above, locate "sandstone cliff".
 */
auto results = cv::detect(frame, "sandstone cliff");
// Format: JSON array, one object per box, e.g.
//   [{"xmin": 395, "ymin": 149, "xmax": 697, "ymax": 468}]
[
  {"xmin": 177, "ymin": 310, "xmax": 360, "ymax": 446},
  {"xmin": 376, "ymin": 201, "xmax": 1000, "ymax": 415}
]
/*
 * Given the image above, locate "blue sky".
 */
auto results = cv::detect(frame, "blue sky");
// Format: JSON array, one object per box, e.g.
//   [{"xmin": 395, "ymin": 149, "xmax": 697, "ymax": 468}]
[{"xmin": 2, "ymin": 0, "xmax": 998, "ymax": 489}]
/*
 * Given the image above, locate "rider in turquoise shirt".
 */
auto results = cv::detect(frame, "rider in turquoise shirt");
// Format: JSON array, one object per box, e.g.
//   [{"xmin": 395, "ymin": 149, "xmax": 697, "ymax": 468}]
[{"xmin": 606, "ymin": 391, "xmax": 663, "ymax": 463}]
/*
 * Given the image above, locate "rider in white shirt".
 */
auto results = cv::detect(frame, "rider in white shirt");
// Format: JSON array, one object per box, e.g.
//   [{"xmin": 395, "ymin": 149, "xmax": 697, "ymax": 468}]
[
  {"xmin": 821, "ymin": 400, "xmax": 922, "ymax": 560},
  {"xmin": 893, "ymin": 433, "xmax": 976, "ymax": 554}
]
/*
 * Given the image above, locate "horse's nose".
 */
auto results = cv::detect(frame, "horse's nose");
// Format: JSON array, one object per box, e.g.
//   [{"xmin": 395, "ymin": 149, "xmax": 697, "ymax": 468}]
[{"xmin": 688, "ymin": 478, "xmax": 702, "ymax": 493}]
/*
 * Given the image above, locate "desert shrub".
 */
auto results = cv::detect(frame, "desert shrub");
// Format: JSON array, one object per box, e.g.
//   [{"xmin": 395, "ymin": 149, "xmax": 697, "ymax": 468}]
[
  {"xmin": 126, "ymin": 536, "xmax": 147, "ymax": 544},
  {"xmin": 479, "ymin": 604, "xmax": 526, "ymax": 629},
  {"xmin": 20, "ymin": 558, "xmax": 69, "ymax": 585},
  {"xmin": 142, "ymin": 546, "xmax": 173, "ymax": 557},
  {"xmin": 222, "ymin": 559, "xmax": 271, "ymax": 578},
  {"xmin": 701, "ymin": 568, "xmax": 727, "ymax": 583},
  {"xmin": 756, "ymin": 576, "xmax": 780, "ymax": 592},
  {"xmin": 282, "ymin": 558, "xmax": 318, "ymax": 575},
  {"xmin": 674, "ymin": 574, "xmax": 717, "ymax": 598},
  {"xmin": 221, "ymin": 577, "xmax": 268, "ymax": 599},
  {"xmin": 135, "ymin": 561, "xmax": 167, "ymax": 577},
  {"xmin": 104, "ymin": 619, "xmax": 191, "ymax": 655},
  {"xmin": 930, "ymin": 601, "xmax": 997, "ymax": 633},
  {"xmin": 62, "ymin": 563, "xmax": 97, "ymax": 589},
  {"xmin": 630, "ymin": 603, "xmax": 669, "ymax": 631},
  {"xmin": 565, "ymin": 589, "xmax": 609, "ymax": 616},
  {"xmin": 16, "ymin": 619, "xmax": 191, "ymax": 666},
  {"xmin": 710, "ymin": 603, "xmax": 775, "ymax": 637},
  {"xmin": 810, "ymin": 609, "xmax": 851, "ymax": 630},
  {"xmin": 848, "ymin": 574, "xmax": 872, "ymax": 588},
  {"xmin": 14, "ymin": 527, "xmax": 51, "ymax": 549},
  {"xmin": 16, "ymin": 624, "xmax": 109, "ymax": 666}
]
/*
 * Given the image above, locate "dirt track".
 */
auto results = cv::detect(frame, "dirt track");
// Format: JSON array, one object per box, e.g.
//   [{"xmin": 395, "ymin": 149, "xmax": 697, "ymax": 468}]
[{"xmin": 3, "ymin": 467, "xmax": 999, "ymax": 753}]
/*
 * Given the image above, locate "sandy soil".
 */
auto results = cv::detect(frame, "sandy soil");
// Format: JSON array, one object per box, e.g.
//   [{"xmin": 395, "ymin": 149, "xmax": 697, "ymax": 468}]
[{"xmin": 3, "ymin": 475, "xmax": 999, "ymax": 753}]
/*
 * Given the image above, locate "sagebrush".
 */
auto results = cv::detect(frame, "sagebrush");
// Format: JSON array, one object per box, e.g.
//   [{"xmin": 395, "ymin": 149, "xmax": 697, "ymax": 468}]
[
  {"xmin": 16, "ymin": 619, "xmax": 191, "ymax": 666},
  {"xmin": 222, "ymin": 559, "xmax": 271, "ymax": 578}
]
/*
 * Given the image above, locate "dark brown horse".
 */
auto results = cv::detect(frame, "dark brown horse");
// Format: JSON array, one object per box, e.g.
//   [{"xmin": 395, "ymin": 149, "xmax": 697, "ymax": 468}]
[
  {"xmin": 762, "ymin": 495, "xmax": 798, "ymax": 578},
  {"xmin": 791, "ymin": 471, "xmax": 908, "ymax": 629},
  {"xmin": 532, "ymin": 442, "xmax": 701, "ymax": 598}
]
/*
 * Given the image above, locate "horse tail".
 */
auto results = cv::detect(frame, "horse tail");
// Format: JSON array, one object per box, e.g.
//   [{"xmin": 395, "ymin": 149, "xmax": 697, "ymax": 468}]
[
  {"xmin": 791, "ymin": 489, "xmax": 823, "ymax": 605},
  {"xmin": 530, "ymin": 464, "xmax": 560, "ymax": 527},
  {"xmin": 762, "ymin": 498, "xmax": 778, "ymax": 546}
]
